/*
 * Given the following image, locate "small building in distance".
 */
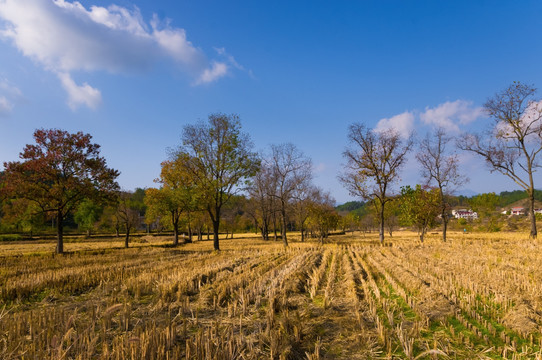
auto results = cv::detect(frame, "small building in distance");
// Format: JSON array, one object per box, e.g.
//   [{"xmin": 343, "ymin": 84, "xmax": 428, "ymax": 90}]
[
  {"xmin": 452, "ymin": 209, "xmax": 478, "ymax": 220},
  {"xmin": 510, "ymin": 207, "xmax": 525, "ymax": 216}
]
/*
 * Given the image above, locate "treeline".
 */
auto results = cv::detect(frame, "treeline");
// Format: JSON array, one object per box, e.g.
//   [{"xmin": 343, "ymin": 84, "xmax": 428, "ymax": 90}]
[
  {"xmin": 339, "ymin": 190, "xmax": 542, "ymax": 218},
  {"xmin": 1, "ymin": 82, "xmax": 541, "ymax": 251}
]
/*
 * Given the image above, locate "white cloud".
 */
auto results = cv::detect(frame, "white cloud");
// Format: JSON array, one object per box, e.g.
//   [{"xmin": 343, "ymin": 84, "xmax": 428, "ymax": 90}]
[
  {"xmin": 58, "ymin": 72, "xmax": 101, "ymax": 110},
  {"xmin": 0, "ymin": 95, "xmax": 12, "ymax": 116},
  {"xmin": 0, "ymin": 78, "xmax": 21, "ymax": 97},
  {"xmin": 194, "ymin": 61, "xmax": 228, "ymax": 85},
  {"xmin": 374, "ymin": 111, "xmax": 415, "ymax": 138},
  {"xmin": 0, "ymin": 77, "xmax": 22, "ymax": 116},
  {"xmin": 494, "ymin": 99, "xmax": 542, "ymax": 142},
  {"xmin": 315, "ymin": 163, "xmax": 326, "ymax": 173},
  {"xmin": 0, "ymin": 0, "xmax": 229, "ymax": 109},
  {"xmin": 420, "ymin": 100, "xmax": 483, "ymax": 133}
]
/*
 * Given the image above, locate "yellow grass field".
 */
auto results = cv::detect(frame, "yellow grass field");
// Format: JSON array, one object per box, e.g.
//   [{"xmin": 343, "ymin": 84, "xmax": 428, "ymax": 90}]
[{"xmin": 1, "ymin": 231, "xmax": 541, "ymax": 359}]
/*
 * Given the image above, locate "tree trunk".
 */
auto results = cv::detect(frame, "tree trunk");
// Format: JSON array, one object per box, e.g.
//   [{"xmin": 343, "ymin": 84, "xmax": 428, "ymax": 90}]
[
  {"xmin": 529, "ymin": 190, "xmax": 537, "ymax": 239},
  {"xmin": 301, "ymin": 225, "xmax": 305, "ymax": 242},
  {"xmin": 442, "ymin": 213, "xmax": 448, "ymax": 242},
  {"xmin": 212, "ymin": 220, "xmax": 220, "ymax": 251},
  {"xmin": 125, "ymin": 226, "xmax": 130, "ymax": 248},
  {"xmin": 186, "ymin": 221, "xmax": 193, "ymax": 243},
  {"xmin": 87, "ymin": 229, "xmax": 91, "ymax": 238},
  {"xmin": 56, "ymin": 210, "xmax": 64, "ymax": 254},
  {"xmin": 281, "ymin": 205, "xmax": 288, "ymax": 247},
  {"xmin": 173, "ymin": 218, "xmax": 179, "ymax": 247},
  {"xmin": 379, "ymin": 202, "xmax": 385, "ymax": 245}
]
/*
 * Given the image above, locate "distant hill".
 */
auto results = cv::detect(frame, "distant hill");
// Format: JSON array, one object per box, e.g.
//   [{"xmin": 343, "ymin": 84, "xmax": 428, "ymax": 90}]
[
  {"xmin": 503, "ymin": 198, "xmax": 542, "ymax": 211},
  {"xmin": 455, "ymin": 189, "xmax": 478, "ymax": 197},
  {"xmin": 499, "ymin": 189, "xmax": 542, "ymax": 207},
  {"xmin": 336, "ymin": 201, "xmax": 365, "ymax": 212}
]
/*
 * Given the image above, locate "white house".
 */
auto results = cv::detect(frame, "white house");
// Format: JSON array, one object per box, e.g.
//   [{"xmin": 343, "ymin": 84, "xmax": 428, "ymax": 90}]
[
  {"xmin": 452, "ymin": 209, "xmax": 478, "ymax": 220},
  {"xmin": 511, "ymin": 207, "xmax": 524, "ymax": 216}
]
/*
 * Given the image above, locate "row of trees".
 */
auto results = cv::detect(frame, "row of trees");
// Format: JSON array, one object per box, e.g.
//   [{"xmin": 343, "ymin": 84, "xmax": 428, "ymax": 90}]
[
  {"xmin": 340, "ymin": 82, "xmax": 542, "ymax": 243},
  {"xmin": 0, "ymin": 116, "xmax": 340, "ymax": 253},
  {"xmin": 144, "ymin": 118, "xmax": 340, "ymax": 250},
  {"xmin": 1, "ymin": 82, "xmax": 540, "ymax": 252}
]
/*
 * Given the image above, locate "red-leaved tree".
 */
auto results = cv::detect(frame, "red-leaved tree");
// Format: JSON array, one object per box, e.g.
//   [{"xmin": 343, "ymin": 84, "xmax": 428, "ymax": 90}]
[{"xmin": 2, "ymin": 129, "xmax": 119, "ymax": 253}]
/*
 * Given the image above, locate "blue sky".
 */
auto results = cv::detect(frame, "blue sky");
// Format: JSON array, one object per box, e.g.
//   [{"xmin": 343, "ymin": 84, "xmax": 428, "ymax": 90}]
[{"xmin": 1, "ymin": 0, "xmax": 541, "ymax": 203}]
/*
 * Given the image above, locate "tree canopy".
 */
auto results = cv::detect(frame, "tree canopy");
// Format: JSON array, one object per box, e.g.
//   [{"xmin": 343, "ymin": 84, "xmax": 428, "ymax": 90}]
[
  {"xmin": 1, "ymin": 129, "xmax": 119, "ymax": 253},
  {"xmin": 176, "ymin": 113, "xmax": 260, "ymax": 250}
]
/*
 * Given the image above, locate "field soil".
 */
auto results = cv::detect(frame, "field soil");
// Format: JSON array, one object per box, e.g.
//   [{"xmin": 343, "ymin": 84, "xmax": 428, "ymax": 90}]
[{"xmin": 1, "ymin": 231, "xmax": 542, "ymax": 359}]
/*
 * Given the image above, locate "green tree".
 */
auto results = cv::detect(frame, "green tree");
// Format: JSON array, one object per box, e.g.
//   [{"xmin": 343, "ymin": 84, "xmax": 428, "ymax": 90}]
[
  {"xmin": 400, "ymin": 185, "xmax": 441, "ymax": 243},
  {"xmin": 74, "ymin": 199, "xmax": 103, "ymax": 237},
  {"xmin": 145, "ymin": 156, "xmax": 199, "ymax": 246},
  {"xmin": 1, "ymin": 129, "xmax": 119, "ymax": 253},
  {"xmin": 468, "ymin": 192, "xmax": 500, "ymax": 219},
  {"xmin": 177, "ymin": 113, "xmax": 260, "ymax": 250},
  {"xmin": 1, "ymin": 198, "xmax": 45, "ymax": 238}
]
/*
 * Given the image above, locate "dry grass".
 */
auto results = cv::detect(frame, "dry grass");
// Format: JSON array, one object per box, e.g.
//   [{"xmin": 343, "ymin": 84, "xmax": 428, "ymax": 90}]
[{"xmin": 1, "ymin": 231, "xmax": 542, "ymax": 359}]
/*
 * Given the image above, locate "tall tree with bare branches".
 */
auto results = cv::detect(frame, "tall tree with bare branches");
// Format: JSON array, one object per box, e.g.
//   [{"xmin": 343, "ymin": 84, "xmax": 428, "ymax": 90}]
[
  {"xmin": 246, "ymin": 161, "xmax": 276, "ymax": 240},
  {"xmin": 268, "ymin": 143, "xmax": 313, "ymax": 247},
  {"xmin": 458, "ymin": 82, "xmax": 542, "ymax": 239},
  {"xmin": 417, "ymin": 128, "xmax": 467, "ymax": 242},
  {"xmin": 340, "ymin": 124, "xmax": 413, "ymax": 244}
]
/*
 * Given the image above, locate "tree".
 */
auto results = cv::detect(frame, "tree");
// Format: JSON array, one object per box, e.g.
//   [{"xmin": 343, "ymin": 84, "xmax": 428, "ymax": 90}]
[
  {"xmin": 340, "ymin": 124, "xmax": 413, "ymax": 244},
  {"xmin": 290, "ymin": 186, "xmax": 315, "ymax": 242},
  {"xmin": 268, "ymin": 143, "xmax": 313, "ymax": 246},
  {"xmin": 417, "ymin": 128, "xmax": 467, "ymax": 242},
  {"xmin": 74, "ymin": 199, "xmax": 103, "ymax": 237},
  {"xmin": 307, "ymin": 189, "xmax": 339, "ymax": 244},
  {"xmin": 1, "ymin": 129, "xmax": 119, "ymax": 253},
  {"xmin": 458, "ymin": 82, "xmax": 542, "ymax": 239},
  {"xmin": 177, "ymin": 113, "xmax": 260, "ymax": 251},
  {"xmin": 145, "ymin": 156, "xmax": 199, "ymax": 246},
  {"xmin": 468, "ymin": 192, "xmax": 500, "ymax": 218},
  {"xmin": 400, "ymin": 185, "xmax": 441, "ymax": 243},
  {"xmin": 1, "ymin": 198, "xmax": 45, "ymax": 238},
  {"xmin": 116, "ymin": 191, "xmax": 141, "ymax": 248},
  {"xmin": 246, "ymin": 162, "xmax": 276, "ymax": 241}
]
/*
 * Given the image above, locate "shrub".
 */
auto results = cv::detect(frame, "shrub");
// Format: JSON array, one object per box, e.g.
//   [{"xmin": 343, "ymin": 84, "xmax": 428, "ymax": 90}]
[{"xmin": 0, "ymin": 234, "xmax": 23, "ymax": 242}]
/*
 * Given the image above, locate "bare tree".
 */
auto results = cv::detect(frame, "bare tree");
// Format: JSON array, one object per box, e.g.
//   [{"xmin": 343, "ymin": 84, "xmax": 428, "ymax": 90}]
[
  {"xmin": 290, "ymin": 186, "xmax": 315, "ymax": 242},
  {"xmin": 177, "ymin": 113, "xmax": 260, "ymax": 250},
  {"xmin": 340, "ymin": 124, "xmax": 413, "ymax": 244},
  {"xmin": 458, "ymin": 82, "xmax": 542, "ymax": 239},
  {"xmin": 116, "ymin": 191, "xmax": 142, "ymax": 248},
  {"xmin": 268, "ymin": 143, "xmax": 313, "ymax": 246},
  {"xmin": 417, "ymin": 128, "xmax": 467, "ymax": 242},
  {"xmin": 247, "ymin": 162, "xmax": 276, "ymax": 240}
]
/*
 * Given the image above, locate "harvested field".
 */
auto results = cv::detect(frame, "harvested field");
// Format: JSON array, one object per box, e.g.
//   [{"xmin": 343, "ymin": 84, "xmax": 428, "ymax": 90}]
[{"xmin": 1, "ymin": 231, "xmax": 542, "ymax": 359}]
